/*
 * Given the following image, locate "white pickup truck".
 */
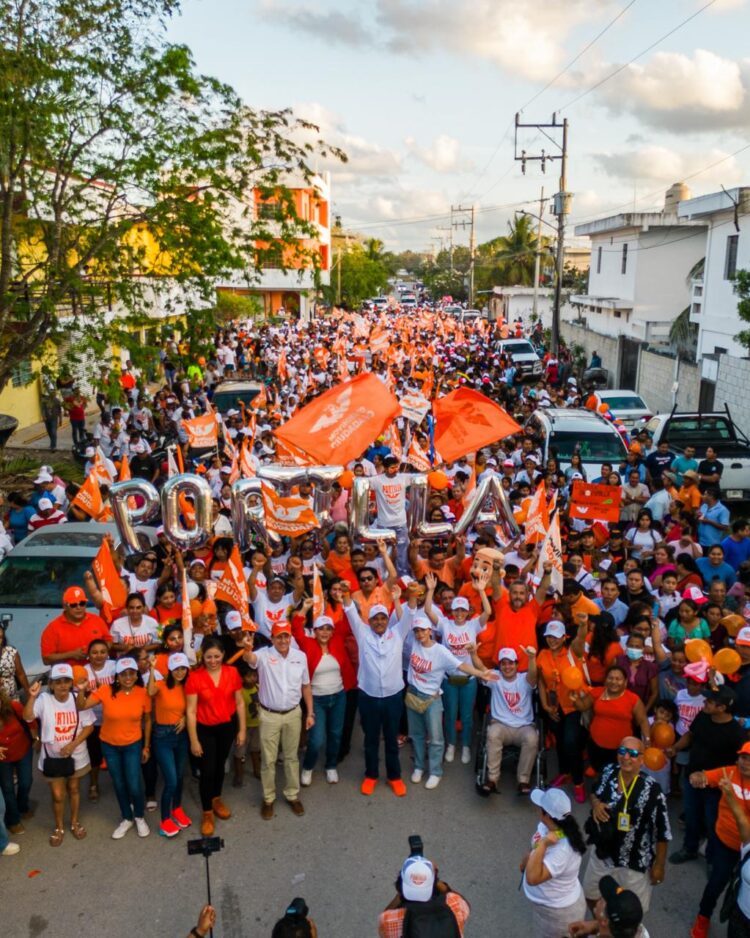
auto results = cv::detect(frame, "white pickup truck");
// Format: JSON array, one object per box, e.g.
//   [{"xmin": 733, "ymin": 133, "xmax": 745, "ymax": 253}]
[{"xmin": 643, "ymin": 410, "xmax": 750, "ymax": 502}]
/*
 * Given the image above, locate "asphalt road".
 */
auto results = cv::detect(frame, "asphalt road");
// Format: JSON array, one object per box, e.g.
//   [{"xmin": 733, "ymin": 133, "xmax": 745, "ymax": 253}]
[{"xmin": 6, "ymin": 733, "xmax": 708, "ymax": 938}]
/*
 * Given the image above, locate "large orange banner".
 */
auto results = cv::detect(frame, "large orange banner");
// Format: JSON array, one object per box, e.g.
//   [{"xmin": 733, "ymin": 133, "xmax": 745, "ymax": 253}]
[{"xmin": 569, "ymin": 481, "xmax": 622, "ymax": 524}]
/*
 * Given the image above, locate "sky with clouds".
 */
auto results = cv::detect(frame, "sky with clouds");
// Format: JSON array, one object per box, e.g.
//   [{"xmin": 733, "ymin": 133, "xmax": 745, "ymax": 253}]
[{"xmin": 167, "ymin": 0, "xmax": 750, "ymax": 250}]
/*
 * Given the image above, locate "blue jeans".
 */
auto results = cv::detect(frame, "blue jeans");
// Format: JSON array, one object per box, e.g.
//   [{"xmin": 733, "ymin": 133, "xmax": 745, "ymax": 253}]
[
  {"xmin": 153, "ymin": 724, "xmax": 188, "ymax": 821},
  {"xmin": 683, "ymin": 773, "xmax": 720, "ymax": 858},
  {"xmin": 0, "ymin": 786, "xmax": 8, "ymax": 852},
  {"xmin": 101, "ymin": 739, "xmax": 145, "ymax": 821},
  {"xmin": 303, "ymin": 691, "xmax": 346, "ymax": 771},
  {"xmin": 441, "ymin": 676, "xmax": 477, "ymax": 748},
  {"xmin": 699, "ymin": 836, "xmax": 739, "ymax": 919},
  {"xmin": 394, "ymin": 524, "xmax": 410, "ymax": 577},
  {"xmin": 0, "ymin": 749, "xmax": 33, "ymax": 827},
  {"xmin": 358, "ymin": 690, "xmax": 403, "ymax": 781},
  {"xmin": 407, "ymin": 688, "xmax": 445, "ymax": 777}
]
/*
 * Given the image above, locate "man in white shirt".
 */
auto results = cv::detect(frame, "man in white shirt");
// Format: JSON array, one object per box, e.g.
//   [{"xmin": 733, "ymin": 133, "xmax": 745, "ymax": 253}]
[
  {"xmin": 242, "ymin": 623, "xmax": 313, "ymax": 820},
  {"xmin": 369, "ymin": 456, "xmax": 410, "ymax": 575},
  {"xmin": 342, "ymin": 597, "xmax": 411, "ymax": 797}
]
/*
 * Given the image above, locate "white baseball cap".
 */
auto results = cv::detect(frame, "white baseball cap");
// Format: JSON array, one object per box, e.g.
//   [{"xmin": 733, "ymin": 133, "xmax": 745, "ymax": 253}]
[
  {"xmin": 50, "ymin": 663, "xmax": 74, "ymax": 680},
  {"xmin": 530, "ymin": 786, "xmax": 572, "ymax": 820},
  {"xmin": 225, "ymin": 610, "xmax": 243, "ymax": 631},
  {"xmin": 451, "ymin": 597, "xmax": 470, "ymax": 611},
  {"xmin": 168, "ymin": 652, "xmax": 190, "ymax": 671},
  {"xmin": 497, "ymin": 647, "xmax": 518, "ymax": 662},
  {"xmin": 34, "ymin": 472, "xmax": 53, "ymax": 484},
  {"xmin": 115, "ymin": 657, "xmax": 138, "ymax": 674},
  {"xmin": 313, "ymin": 615, "xmax": 334, "ymax": 629},
  {"xmin": 368, "ymin": 604, "xmax": 389, "ymax": 620},
  {"xmin": 84, "ymin": 447, "xmax": 96, "ymax": 457},
  {"xmin": 570, "ymin": 471, "xmax": 584, "ymax": 480},
  {"xmin": 400, "ymin": 856, "xmax": 436, "ymax": 902},
  {"xmin": 37, "ymin": 497, "xmax": 54, "ymax": 511},
  {"xmin": 544, "ymin": 620, "xmax": 566, "ymax": 639},
  {"xmin": 411, "ymin": 616, "xmax": 432, "ymax": 630}
]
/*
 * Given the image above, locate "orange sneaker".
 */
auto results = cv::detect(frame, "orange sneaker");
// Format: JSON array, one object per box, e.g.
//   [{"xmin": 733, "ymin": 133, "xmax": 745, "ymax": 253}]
[
  {"xmin": 690, "ymin": 914, "xmax": 710, "ymax": 938},
  {"xmin": 211, "ymin": 798, "xmax": 231, "ymax": 820},
  {"xmin": 360, "ymin": 777, "xmax": 378, "ymax": 796},
  {"xmin": 388, "ymin": 778, "xmax": 407, "ymax": 797}
]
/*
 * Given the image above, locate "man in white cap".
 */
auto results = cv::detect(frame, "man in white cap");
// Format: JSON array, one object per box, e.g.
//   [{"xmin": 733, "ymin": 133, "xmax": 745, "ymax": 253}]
[
  {"xmin": 28, "ymin": 496, "xmax": 67, "ymax": 532},
  {"xmin": 378, "ymin": 848, "xmax": 471, "ymax": 937},
  {"xmin": 479, "ymin": 645, "xmax": 539, "ymax": 796}
]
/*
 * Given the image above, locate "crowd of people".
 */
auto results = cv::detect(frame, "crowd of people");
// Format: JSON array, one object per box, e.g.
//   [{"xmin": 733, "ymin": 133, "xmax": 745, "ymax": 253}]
[{"xmin": 2, "ymin": 304, "xmax": 750, "ymax": 937}]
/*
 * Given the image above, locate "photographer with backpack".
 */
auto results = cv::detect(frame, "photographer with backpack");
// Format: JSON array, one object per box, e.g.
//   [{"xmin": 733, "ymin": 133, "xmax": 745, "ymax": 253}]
[{"xmin": 377, "ymin": 838, "xmax": 470, "ymax": 937}]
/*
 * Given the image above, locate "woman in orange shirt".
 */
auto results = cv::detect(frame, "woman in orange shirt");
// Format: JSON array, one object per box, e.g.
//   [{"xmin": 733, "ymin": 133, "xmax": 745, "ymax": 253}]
[
  {"xmin": 575, "ymin": 665, "xmax": 650, "ymax": 773},
  {"xmin": 584, "ymin": 613, "xmax": 622, "ymax": 686},
  {"xmin": 76, "ymin": 657, "xmax": 153, "ymax": 840},
  {"xmin": 147, "ymin": 653, "xmax": 191, "ymax": 838},
  {"xmin": 153, "ymin": 584, "xmax": 183, "ymax": 635},
  {"xmin": 536, "ymin": 619, "xmax": 588, "ymax": 803}
]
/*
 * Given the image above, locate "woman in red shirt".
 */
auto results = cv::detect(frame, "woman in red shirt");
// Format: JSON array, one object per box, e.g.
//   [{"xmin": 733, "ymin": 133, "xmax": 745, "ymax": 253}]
[
  {"xmin": 0, "ymin": 689, "xmax": 36, "ymax": 833},
  {"xmin": 575, "ymin": 665, "xmax": 650, "ymax": 773},
  {"xmin": 185, "ymin": 636, "xmax": 246, "ymax": 836}
]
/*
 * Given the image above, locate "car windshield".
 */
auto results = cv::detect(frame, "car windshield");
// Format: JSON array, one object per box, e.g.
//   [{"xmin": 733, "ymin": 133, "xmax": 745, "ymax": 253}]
[
  {"xmin": 212, "ymin": 388, "xmax": 260, "ymax": 412},
  {"xmin": 506, "ymin": 342, "xmax": 535, "ymax": 355},
  {"xmin": 549, "ymin": 431, "xmax": 627, "ymax": 462},
  {"xmin": 0, "ymin": 555, "xmax": 94, "ymax": 607},
  {"xmin": 666, "ymin": 417, "xmax": 734, "ymax": 445},
  {"xmin": 601, "ymin": 395, "xmax": 647, "ymax": 410}
]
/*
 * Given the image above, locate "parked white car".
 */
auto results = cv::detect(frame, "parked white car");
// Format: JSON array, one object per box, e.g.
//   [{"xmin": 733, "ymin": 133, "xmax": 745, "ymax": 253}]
[
  {"xmin": 525, "ymin": 407, "xmax": 629, "ymax": 479},
  {"xmin": 595, "ymin": 390, "xmax": 653, "ymax": 429}
]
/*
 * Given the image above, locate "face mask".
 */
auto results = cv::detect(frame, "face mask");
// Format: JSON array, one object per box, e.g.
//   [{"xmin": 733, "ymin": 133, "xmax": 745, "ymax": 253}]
[{"xmin": 626, "ymin": 648, "xmax": 644, "ymax": 661}]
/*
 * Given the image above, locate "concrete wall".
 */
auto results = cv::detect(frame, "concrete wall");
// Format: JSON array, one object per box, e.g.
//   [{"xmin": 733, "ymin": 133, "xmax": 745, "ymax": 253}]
[
  {"xmin": 715, "ymin": 354, "xmax": 750, "ymax": 439},
  {"xmin": 635, "ymin": 349, "xmax": 700, "ymax": 415},
  {"xmin": 560, "ymin": 319, "xmax": 621, "ymax": 380}
]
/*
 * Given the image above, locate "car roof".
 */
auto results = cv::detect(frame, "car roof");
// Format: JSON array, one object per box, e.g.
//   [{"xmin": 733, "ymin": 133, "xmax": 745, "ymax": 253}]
[
  {"xmin": 597, "ymin": 390, "xmax": 643, "ymax": 399},
  {"xmin": 13, "ymin": 523, "xmax": 157, "ymax": 554},
  {"xmin": 213, "ymin": 381, "xmax": 262, "ymax": 391},
  {"xmin": 534, "ymin": 408, "xmax": 619, "ymax": 432}
]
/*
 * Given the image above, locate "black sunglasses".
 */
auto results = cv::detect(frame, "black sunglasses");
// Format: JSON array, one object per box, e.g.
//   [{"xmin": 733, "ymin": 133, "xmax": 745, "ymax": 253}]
[
  {"xmin": 67, "ymin": 601, "xmax": 87, "ymax": 608},
  {"xmin": 617, "ymin": 746, "xmax": 643, "ymax": 759}
]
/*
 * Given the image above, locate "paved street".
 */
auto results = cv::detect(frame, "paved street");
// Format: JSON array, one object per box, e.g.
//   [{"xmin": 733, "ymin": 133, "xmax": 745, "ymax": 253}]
[{"xmin": 7, "ymin": 730, "xmax": 705, "ymax": 937}]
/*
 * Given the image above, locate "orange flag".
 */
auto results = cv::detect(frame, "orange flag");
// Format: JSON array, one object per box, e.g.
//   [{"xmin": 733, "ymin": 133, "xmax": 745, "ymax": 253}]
[
  {"xmin": 261, "ymin": 482, "xmax": 319, "ymax": 536},
  {"xmin": 93, "ymin": 447, "xmax": 114, "ymax": 485},
  {"xmin": 277, "ymin": 347, "xmax": 289, "ymax": 383},
  {"xmin": 118, "ymin": 454, "xmax": 131, "ymax": 482},
  {"xmin": 524, "ymin": 480, "xmax": 550, "ymax": 544},
  {"xmin": 214, "ymin": 546, "xmax": 256, "ymax": 631},
  {"xmin": 253, "ymin": 383, "xmax": 268, "ymax": 410},
  {"xmin": 312, "ymin": 565, "xmax": 325, "ymax": 620},
  {"xmin": 432, "ymin": 389, "xmax": 521, "ymax": 464},
  {"xmin": 406, "ymin": 435, "xmax": 432, "ymax": 472},
  {"xmin": 382, "ymin": 423, "xmax": 403, "ymax": 463},
  {"xmin": 274, "ymin": 373, "xmax": 401, "ymax": 465},
  {"xmin": 92, "ymin": 538, "xmax": 128, "ymax": 612},
  {"xmin": 181, "ymin": 567, "xmax": 197, "ymax": 664},
  {"xmin": 569, "ymin": 481, "xmax": 622, "ymax": 524},
  {"xmin": 182, "ymin": 413, "xmax": 219, "ymax": 449},
  {"xmin": 240, "ymin": 438, "xmax": 256, "ymax": 477},
  {"xmin": 275, "ymin": 437, "xmax": 315, "ymax": 467},
  {"xmin": 70, "ymin": 472, "xmax": 105, "ymax": 519}
]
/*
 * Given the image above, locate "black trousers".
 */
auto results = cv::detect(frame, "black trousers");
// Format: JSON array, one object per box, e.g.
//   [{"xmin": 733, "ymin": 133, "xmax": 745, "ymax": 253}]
[
  {"xmin": 197, "ymin": 718, "xmax": 236, "ymax": 811},
  {"xmin": 338, "ymin": 688, "xmax": 359, "ymax": 760}
]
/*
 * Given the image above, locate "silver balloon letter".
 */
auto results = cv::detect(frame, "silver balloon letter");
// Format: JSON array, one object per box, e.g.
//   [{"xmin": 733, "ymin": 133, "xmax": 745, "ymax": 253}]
[
  {"xmin": 160, "ymin": 473, "xmax": 213, "ymax": 550},
  {"xmin": 454, "ymin": 475, "xmax": 521, "ymax": 548},
  {"xmin": 110, "ymin": 479, "xmax": 160, "ymax": 554},
  {"xmin": 349, "ymin": 476, "xmax": 396, "ymax": 543}
]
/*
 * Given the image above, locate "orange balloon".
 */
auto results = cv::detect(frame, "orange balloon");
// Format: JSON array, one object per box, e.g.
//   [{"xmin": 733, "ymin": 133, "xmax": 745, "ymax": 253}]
[
  {"xmin": 598, "ymin": 402, "xmax": 609, "ymax": 414},
  {"xmin": 643, "ymin": 747, "xmax": 667, "ymax": 771},
  {"xmin": 202, "ymin": 599, "xmax": 217, "ymax": 615},
  {"xmin": 190, "ymin": 598, "xmax": 203, "ymax": 617},
  {"xmin": 72, "ymin": 665, "xmax": 88, "ymax": 684},
  {"xmin": 721, "ymin": 614, "xmax": 745, "ymax": 638},
  {"xmin": 427, "ymin": 470, "xmax": 449, "ymax": 491},
  {"xmin": 651, "ymin": 723, "xmax": 676, "ymax": 750},
  {"xmin": 561, "ymin": 666, "xmax": 583, "ymax": 691},
  {"xmin": 685, "ymin": 639, "xmax": 713, "ymax": 664},
  {"xmin": 714, "ymin": 647, "xmax": 742, "ymax": 676},
  {"xmin": 339, "ymin": 470, "xmax": 354, "ymax": 490}
]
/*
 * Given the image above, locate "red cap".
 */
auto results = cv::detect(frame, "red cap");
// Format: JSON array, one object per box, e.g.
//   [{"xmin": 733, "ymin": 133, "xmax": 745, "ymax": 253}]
[
  {"xmin": 63, "ymin": 586, "xmax": 86, "ymax": 604},
  {"xmin": 271, "ymin": 623, "xmax": 291, "ymax": 637}
]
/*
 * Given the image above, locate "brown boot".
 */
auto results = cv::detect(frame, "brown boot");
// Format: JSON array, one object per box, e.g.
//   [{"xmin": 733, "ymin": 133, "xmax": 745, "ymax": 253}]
[
  {"xmin": 232, "ymin": 756, "xmax": 244, "ymax": 788},
  {"xmin": 250, "ymin": 751, "xmax": 261, "ymax": 780},
  {"xmin": 201, "ymin": 811, "xmax": 215, "ymax": 836},
  {"xmin": 212, "ymin": 797, "xmax": 231, "ymax": 820}
]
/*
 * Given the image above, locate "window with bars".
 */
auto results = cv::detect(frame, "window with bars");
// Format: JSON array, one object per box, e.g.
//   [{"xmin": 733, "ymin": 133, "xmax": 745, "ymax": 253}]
[{"xmin": 10, "ymin": 359, "xmax": 33, "ymax": 387}]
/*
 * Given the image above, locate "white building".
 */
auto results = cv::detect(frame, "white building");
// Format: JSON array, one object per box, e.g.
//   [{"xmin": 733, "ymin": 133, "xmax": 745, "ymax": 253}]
[
  {"xmin": 677, "ymin": 186, "xmax": 750, "ymax": 360},
  {"xmin": 487, "ymin": 285, "xmax": 555, "ymax": 323},
  {"xmin": 570, "ymin": 184, "xmax": 707, "ymax": 343}
]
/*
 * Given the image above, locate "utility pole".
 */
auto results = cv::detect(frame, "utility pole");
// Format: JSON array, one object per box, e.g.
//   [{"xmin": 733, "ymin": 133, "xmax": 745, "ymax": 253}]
[
  {"xmin": 452, "ymin": 204, "xmax": 476, "ymax": 305},
  {"xmin": 514, "ymin": 114, "xmax": 571, "ymax": 354},
  {"xmin": 436, "ymin": 224, "xmax": 453, "ymax": 271},
  {"xmin": 532, "ymin": 186, "xmax": 545, "ymax": 322}
]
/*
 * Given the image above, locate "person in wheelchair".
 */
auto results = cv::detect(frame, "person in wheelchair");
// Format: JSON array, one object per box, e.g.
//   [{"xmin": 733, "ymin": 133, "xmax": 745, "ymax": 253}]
[{"xmin": 475, "ymin": 644, "xmax": 539, "ymax": 795}]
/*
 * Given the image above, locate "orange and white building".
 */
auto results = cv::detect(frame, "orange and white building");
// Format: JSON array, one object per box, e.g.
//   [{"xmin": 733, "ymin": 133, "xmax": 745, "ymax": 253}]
[{"xmin": 217, "ymin": 171, "xmax": 331, "ymax": 321}]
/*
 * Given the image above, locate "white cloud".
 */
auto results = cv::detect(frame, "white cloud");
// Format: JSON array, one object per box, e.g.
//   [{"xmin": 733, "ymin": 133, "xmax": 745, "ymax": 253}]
[
  {"xmin": 258, "ymin": 1, "xmax": 370, "ymax": 45},
  {"xmin": 405, "ymin": 134, "xmax": 473, "ymax": 173},
  {"xmin": 593, "ymin": 146, "xmax": 744, "ymax": 190},
  {"xmin": 596, "ymin": 50, "xmax": 750, "ymax": 132}
]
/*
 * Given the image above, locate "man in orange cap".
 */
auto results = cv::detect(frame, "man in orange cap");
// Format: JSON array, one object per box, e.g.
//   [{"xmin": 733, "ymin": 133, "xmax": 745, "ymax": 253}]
[{"xmin": 40, "ymin": 586, "xmax": 112, "ymax": 668}]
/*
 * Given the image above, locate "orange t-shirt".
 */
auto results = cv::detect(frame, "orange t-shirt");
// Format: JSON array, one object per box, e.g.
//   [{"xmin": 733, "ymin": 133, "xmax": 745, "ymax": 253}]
[
  {"xmin": 477, "ymin": 594, "xmax": 541, "ymax": 670},
  {"xmin": 91, "ymin": 684, "xmax": 151, "ymax": 747},
  {"xmin": 589, "ymin": 687, "xmax": 640, "ymax": 748},
  {"xmin": 352, "ymin": 584, "xmax": 394, "ymax": 619},
  {"xmin": 152, "ymin": 681, "xmax": 187, "ymax": 725},
  {"xmin": 585, "ymin": 636, "xmax": 622, "ymax": 685},
  {"xmin": 705, "ymin": 766, "xmax": 750, "ymax": 851},
  {"xmin": 677, "ymin": 485, "xmax": 702, "ymax": 513},
  {"xmin": 457, "ymin": 581, "xmax": 492, "ymax": 616},
  {"xmin": 537, "ymin": 646, "xmax": 587, "ymax": 714},
  {"xmin": 571, "ymin": 594, "xmax": 601, "ymax": 619},
  {"xmin": 412, "ymin": 557, "xmax": 460, "ymax": 589}
]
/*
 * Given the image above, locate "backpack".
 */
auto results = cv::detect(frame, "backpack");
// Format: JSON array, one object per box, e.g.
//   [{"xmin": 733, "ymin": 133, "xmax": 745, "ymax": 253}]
[
  {"xmin": 719, "ymin": 847, "xmax": 750, "ymax": 923},
  {"xmin": 402, "ymin": 893, "xmax": 461, "ymax": 938}
]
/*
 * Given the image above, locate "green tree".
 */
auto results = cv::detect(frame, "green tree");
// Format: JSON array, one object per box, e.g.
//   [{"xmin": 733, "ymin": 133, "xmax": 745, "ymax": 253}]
[
  {"xmin": 734, "ymin": 269, "xmax": 750, "ymax": 352},
  {"xmin": 421, "ymin": 246, "xmax": 470, "ymax": 301},
  {"xmin": 327, "ymin": 244, "xmax": 389, "ymax": 308},
  {"xmin": 480, "ymin": 215, "xmax": 542, "ymax": 286},
  {"xmin": 0, "ymin": 0, "xmax": 344, "ymax": 392}
]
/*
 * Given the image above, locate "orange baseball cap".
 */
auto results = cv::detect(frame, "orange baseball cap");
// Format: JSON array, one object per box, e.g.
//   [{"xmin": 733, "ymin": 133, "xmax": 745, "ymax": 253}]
[
  {"xmin": 271, "ymin": 623, "xmax": 291, "ymax": 636},
  {"xmin": 739, "ymin": 743, "xmax": 750, "ymax": 756},
  {"xmin": 63, "ymin": 586, "xmax": 86, "ymax": 604}
]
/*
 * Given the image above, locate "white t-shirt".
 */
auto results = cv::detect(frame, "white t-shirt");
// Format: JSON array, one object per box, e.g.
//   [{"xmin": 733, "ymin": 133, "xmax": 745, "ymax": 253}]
[
  {"xmin": 126, "ymin": 573, "xmax": 158, "ymax": 609},
  {"xmin": 369, "ymin": 474, "xmax": 408, "ymax": 527},
  {"xmin": 84, "ymin": 661, "xmax": 116, "ymax": 726},
  {"xmin": 407, "ymin": 641, "xmax": 461, "ymax": 696},
  {"xmin": 434, "ymin": 616, "xmax": 482, "ymax": 670},
  {"xmin": 311, "ymin": 652, "xmax": 344, "ymax": 696},
  {"xmin": 253, "ymin": 589, "xmax": 294, "ymax": 639},
  {"xmin": 490, "ymin": 674, "xmax": 535, "ymax": 727},
  {"xmin": 523, "ymin": 822, "xmax": 584, "ymax": 908},
  {"xmin": 738, "ymin": 842, "xmax": 750, "ymax": 919},
  {"xmin": 33, "ymin": 693, "xmax": 95, "ymax": 771},
  {"xmin": 111, "ymin": 614, "xmax": 159, "ymax": 648},
  {"xmin": 675, "ymin": 688, "xmax": 706, "ymax": 737},
  {"xmin": 254, "ymin": 646, "xmax": 310, "ymax": 711}
]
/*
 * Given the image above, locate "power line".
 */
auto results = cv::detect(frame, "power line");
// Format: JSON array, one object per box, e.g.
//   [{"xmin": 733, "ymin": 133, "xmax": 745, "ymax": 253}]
[
  {"xmin": 557, "ymin": 0, "xmax": 720, "ymax": 113},
  {"xmin": 347, "ymin": 197, "xmax": 540, "ymax": 232}
]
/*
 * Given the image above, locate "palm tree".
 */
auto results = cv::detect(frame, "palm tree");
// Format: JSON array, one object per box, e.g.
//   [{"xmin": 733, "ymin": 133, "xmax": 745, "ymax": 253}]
[
  {"xmin": 365, "ymin": 238, "xmax": 385, "ymax": 261},
  {"xmin": 479, "ymin": 215, "xmax": 546, "ymax": 286}
]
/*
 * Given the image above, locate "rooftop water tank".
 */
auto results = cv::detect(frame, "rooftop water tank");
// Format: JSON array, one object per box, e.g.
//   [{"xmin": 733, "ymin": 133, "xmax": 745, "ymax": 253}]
[{"xmin": 664, "ymin": 182, "xmax": 691, "ymax": 212}]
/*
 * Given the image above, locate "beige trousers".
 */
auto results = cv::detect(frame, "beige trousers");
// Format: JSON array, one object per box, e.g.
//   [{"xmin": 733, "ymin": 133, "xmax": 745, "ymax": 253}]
[
  {"xmin": 486, "ymin": 720, "xmax": 539, "ymax": 784},
  {"xmin": 259, "ymin": 705, "xmax": 302, "ymax": 804}
]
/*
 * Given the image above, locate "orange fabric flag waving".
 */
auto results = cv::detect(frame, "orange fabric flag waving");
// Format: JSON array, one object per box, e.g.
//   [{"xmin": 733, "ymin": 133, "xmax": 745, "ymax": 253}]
[
  {"xmin": 92, "ymin": 537, "xmax": 128, "ymax": 612},
  {"xmin": 524, "ymin": 481, "xmax": 550, "ymax": 544},
  {"xmin": 432, "ymin": 389, "xmax": 521, "ymax": 464},
  {"xmin": 71, "ymin": 472, "xmax": 104, "ymax": 519},
  {"xmin": 261, "ymin": 482, "xmax": 319, "ymax": 537},
  {"xmin": 273, "ymin": 373, "xmax": 401, "ymax": 465},
  {"xmin": 182, "ymin": 413, "xmax": 218, "ymax": 449},
  {"xmin": 312, "ymin": 565, "xmax": 325, "ymax": 620},
  {"xmin": 214, "ymin": 546, "xmax": 256, "ymax": 631}
]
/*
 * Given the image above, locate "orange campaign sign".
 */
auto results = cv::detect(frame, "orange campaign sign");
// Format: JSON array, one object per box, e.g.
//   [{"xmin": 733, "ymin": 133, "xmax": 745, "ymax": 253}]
[
  {"xmin": 432, "ymin": 389, "xmax": 521, "ymax": 464},
  {"xmin": 569, "ymin": 481, "xmax": 622, "ymax": 523},
  {"xmin": 524, "ymin": 480, "xmax": 550, "ymax": 544},
  {"xmin": 92, "ymin": 538, "xmax": 127, "ymax": 611},
  {"xmin": 273, "ymin": 373, "xmax": 401, "ymax": 465},
  {"xmin": 261, "ymin": 482, "xmax": 320, "ymax": 537},
  {"xmin": 214, "ymin": 546, "xmax": 256, "ymax": 631},
  {"xmin": 182, "ymin": 413, "xmax": 219, "ymax": 449},
  {"xmin": 70, "ymin": 472, "xmax": 105, "ymax": 519}
]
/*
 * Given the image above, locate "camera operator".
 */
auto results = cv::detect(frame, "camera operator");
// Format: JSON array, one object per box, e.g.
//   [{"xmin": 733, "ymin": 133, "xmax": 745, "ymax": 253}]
[
  {"xmin": 568, "ymin": 875, "xmax": 650, "ymax": 937},
  {"xmin": 378, "ymin": 844, "xmax": 470, "ymax": 937},
  {"xmin": 271, "ymin": 897, "xmax": 318, "ymax": 938},
  {"xmin": 185, "ymin": 904, "xmax": 216, "ymax": 938}
]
